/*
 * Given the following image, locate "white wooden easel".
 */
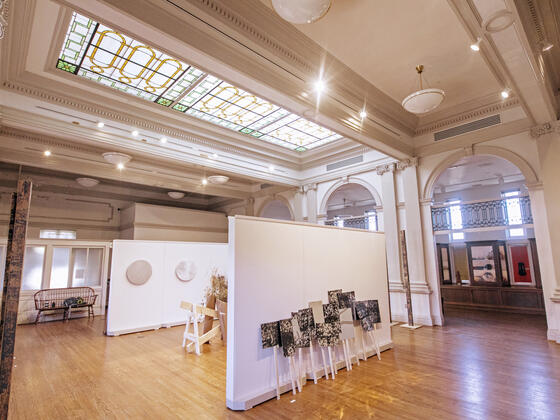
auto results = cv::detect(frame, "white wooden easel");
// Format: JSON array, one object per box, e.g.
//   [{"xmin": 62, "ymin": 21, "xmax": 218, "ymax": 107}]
[{"xmin": 180, "ymin": 301, "xmax": 222, "ymax": 355}]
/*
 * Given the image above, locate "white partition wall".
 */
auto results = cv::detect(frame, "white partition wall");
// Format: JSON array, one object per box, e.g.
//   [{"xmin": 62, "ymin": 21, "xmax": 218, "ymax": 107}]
[
  {"xmin": 107, "ymin": 240, "xmax": 228, "ymax": 335},
  {"xmin": 226, "ymin": 216, "xmax": 391, "ymax": 410}
]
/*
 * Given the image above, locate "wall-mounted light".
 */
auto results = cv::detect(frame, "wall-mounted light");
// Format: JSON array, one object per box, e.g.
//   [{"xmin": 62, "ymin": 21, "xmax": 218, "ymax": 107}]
[
  {"xmin": 43, "ymin": 150, "xmax": 51, "ymax": 157},
  {"xmin": 97, "ymin": 121, "xmax": 105, "ymax": 128}
]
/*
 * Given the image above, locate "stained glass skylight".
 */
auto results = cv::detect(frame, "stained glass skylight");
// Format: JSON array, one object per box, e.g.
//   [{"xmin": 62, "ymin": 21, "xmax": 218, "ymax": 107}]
[{"xmin": 57, "ymin": 12, "xmax": 344, "ymax": 151}]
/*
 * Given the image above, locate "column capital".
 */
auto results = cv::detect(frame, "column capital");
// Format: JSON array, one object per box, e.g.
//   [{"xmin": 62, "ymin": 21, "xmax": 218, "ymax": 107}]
[
  {"xmin": 530, "ymin": 121, "xmax": 560, "ymax": 139},
  {"xmin": 375, "ymin": 162, "xmax": 396, "ymax": 176},
  {"xmin": 420, "ymin": 198, "xmax": 433, "ymax": 206},
  {"xmin": 396, "ymin": 157, "xmax": 418, "ymax": 171},
  {"xmin": 303, "ymin": 183, "xmax": 317, "ymax": 193}
]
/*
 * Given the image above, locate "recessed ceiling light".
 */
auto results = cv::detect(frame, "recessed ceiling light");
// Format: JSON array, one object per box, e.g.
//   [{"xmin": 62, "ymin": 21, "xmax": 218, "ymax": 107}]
[
  {"xmin": 541, "ymin": 40, "xmax": 554, "ymax": 52},
  {"xmin": 268, "ymin": 164, "xmax": 275, "ymax": 172},
  {"xmin": 160, "ymin": 137, "xmax": 167, "ymax": 143},
  {"xmin": 212, "ymin": 153, "xmax": 218, "ymax": 159},
  {"xmin": 314, "ymin": 79, "xmax": 325, "ymax": 93},
  {"xmin": 470, "ymin": 38, "xmax": 481, "ymax": 51},
  {"xmin": 359, "ymin": 110, "xmax": 367, "ymax": 119},
  {"xmin": 97, "ymin": 121, "xmax": 105, "ymax": 128},
  {"xmin": 117, "ymin": 163, "xmax": 124, "ymax": 170},
  {"xmin": 301, "ymin": 91, "xmax": 309, "ymax": 98},
  {"xmin": 131, "ymin": 130, "xmax": 139, "ymax": 137},
  {"xmin": 202, "ymin": 178, "xmax": 208, "ymax": 186},
  {"xmin": 501, "ymin": 89, "xmax": 510, "ymax": 99},
  {"xmin": 43, "ymin": 150, "xmax": 51, "ymax": 157}
]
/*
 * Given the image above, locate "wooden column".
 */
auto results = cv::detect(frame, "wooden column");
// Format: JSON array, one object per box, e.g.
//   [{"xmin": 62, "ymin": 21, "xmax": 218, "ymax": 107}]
[{"xmin": 0, "ymin": 178, "xmax": 32, "ymax": 419}]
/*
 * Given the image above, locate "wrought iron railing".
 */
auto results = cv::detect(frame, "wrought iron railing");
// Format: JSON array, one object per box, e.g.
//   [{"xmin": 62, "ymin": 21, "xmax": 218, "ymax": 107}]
[
  {"xmin": 431, "ymin": 196, "xmax": 533, "ymax": 231},
  {"xmin": 324, "ymin": 214, "xmax": 378, "ymax": 231}
]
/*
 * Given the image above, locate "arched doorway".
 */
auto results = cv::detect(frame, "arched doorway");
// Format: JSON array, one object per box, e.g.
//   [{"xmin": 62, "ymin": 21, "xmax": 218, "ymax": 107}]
[
  {"xmin": 428, "ymin": 154, "xmax": 546, "ymax": 321},
  {"xmin": 323, "ymin": 183, "xmax": 378, "ymax": 230},
  {"xmin": 258, "ymin": 199, "xmax": 293, "ymax": 221}
]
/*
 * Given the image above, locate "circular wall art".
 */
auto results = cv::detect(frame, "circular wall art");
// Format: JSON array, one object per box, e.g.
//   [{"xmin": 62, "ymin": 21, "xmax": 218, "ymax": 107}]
[
  {"xmin": 175, "ymin": 260, "xmax": 197, "ymax": 282},
  {"xmin": 126, "ymin": 260, "xmax": 152, "ymax": 286}
]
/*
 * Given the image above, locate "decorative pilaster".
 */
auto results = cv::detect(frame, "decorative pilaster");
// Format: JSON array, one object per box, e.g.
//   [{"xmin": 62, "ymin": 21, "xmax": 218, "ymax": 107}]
[
  {"xmin": 303, "ymin": 183, "xmax": 317, "ymax": 224},
  {"xmin": 244, "ymin": 197, "xmax": 255, "ymax": 217}
]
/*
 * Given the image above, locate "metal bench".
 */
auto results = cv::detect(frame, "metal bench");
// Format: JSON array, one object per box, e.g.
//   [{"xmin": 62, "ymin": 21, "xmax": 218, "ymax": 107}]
[{"xmin": 33, "ymin": 287, "xmax": 97, "ymax": 324}]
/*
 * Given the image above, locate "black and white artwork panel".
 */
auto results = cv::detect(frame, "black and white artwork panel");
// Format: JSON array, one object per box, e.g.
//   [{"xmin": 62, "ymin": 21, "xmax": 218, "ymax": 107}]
[
  {"xmin": 279, "ymin": 318, "xmax": 296, "ymax": 357},
  {"xmin": 260, "ymin": 321, "xmax": 280, "ymax": 348}
]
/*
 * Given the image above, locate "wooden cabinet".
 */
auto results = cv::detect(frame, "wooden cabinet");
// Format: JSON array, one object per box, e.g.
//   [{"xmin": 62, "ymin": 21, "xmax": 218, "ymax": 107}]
[{"xmin": 437, "ymin": 239, "xmax": 544, "ymax": 314}]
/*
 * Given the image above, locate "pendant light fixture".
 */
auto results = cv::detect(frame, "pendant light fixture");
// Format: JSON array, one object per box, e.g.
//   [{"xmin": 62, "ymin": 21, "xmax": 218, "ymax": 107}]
[
  {"xmin": 401, "ymin": 65, "xmax": 445, "ymax": 114},
  {"xmin": 271, "ymin": 0, "xmax": 332, "ymax": 24}
]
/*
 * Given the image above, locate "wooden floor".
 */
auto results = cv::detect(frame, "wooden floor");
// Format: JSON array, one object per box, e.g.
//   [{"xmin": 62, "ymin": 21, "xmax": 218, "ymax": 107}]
[{"xmin": 9, "ymin": 309, "xmax": 560, "ymax": 419}]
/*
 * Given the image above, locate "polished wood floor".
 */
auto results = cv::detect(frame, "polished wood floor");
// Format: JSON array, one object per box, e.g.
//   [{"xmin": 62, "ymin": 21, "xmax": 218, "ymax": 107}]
[{"xmin": 9, "ymin": 309, "xmax": 560, "ymax": 419}]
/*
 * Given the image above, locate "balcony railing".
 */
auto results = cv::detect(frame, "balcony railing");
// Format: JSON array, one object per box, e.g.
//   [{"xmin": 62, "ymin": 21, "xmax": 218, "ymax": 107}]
[
  {"xmin": 324, "ymin": 214, "xmax": 378, "ymax": 231},
  {"xmin": 431, "ymin": 196, "xmax": 533, "ymax": 231}
]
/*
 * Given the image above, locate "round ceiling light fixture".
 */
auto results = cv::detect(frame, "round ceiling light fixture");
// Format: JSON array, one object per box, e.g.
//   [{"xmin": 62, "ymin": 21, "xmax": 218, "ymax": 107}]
[
  {"xmin": 271, "ymin": 0, "xmax": 332, "ymax": 24},
  {"xmin": 208, "ymin": 175, "xmax": 230, "ymax": 185},
  {"xmin": 76, "ymin": 177, "xmax": 100, "ymax": 188},
  {"xmin": 168, "ymin": 191, "xmax": 185, "ymax": 199},
  {"xmin": 483, "ymin": 10, "xmax": 514, "ymax": 33},
  {"xmin": 102, "ymin": 152, "xmax": 132, "ymax": 166},
  {"xmin": 401, "ymin": 65, "xmax": 445, "ymax": 114}
]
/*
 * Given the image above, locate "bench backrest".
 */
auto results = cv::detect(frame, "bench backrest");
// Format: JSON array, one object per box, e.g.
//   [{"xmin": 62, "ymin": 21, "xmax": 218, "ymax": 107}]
[{"xmin": 34, "ymin": 287, "xmax": 97, "ymax": 309}]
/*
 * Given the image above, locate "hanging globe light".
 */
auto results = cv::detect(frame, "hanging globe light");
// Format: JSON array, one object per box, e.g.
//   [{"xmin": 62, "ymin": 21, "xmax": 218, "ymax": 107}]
[
  {"xmin": 402, "ymin": 65, "xmax": 445, "ymax": 114},
  {"xmin": 271, "ymin": 0, "xmax": 332, "ymax": 24}
]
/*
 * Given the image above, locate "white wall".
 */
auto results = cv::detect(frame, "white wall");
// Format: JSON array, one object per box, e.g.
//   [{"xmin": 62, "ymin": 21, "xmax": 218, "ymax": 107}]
[
  {"xmin": 107, "ymin": 240, "xmax": 228, "ymax": 335},
  {"xmin": 226, "ymin": 216, "xmax": 391, "ymax": 410}
]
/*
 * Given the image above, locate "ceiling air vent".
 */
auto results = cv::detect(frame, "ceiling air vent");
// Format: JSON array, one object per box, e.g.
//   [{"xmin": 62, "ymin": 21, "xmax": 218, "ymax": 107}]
[
  {"xmin": 434, "ymin": 114, "xmax": 501, "ymax": 141},
  {"xmin": 326, "ymin": 155, "xmax": 363, "ymax": 171},
  {"xmin": 260, "ymin": 183, "xmax": 274, "ymax": 189}
]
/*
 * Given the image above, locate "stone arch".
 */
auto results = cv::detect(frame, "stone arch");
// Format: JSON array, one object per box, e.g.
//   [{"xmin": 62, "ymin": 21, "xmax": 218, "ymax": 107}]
[
  {"xmin": 319, "ymin": 177, "xmax": 382, "ymax": 215},
  {"xmin": 422, "ymin": 145, "xmax": 539, "ymax": 200},
  {"xmin": 257, "ymin": 195, "xmax": 294, "ymax": 220}
]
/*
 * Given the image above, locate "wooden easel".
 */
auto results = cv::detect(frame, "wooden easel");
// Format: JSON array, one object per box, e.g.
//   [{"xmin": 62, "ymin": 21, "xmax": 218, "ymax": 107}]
[{"xmin": 180, "ymin": 301, "xmax": 222, "ymax": 355}]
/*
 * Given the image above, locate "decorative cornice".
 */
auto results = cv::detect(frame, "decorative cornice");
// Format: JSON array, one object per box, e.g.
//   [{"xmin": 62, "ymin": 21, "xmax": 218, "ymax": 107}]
[
  {"xmin": 415, "ymin": 97, "xmax": 520, "ymax": 136},
  {"xmin": 375, "ymin": 163, "xmax": 395, "ymax": 176},
  {"xmin": 396, "ymin": 158, "xmax": 418, "ymax": 171},
  {"xmin": 530, "ymin": 121, "xmax": 560, "ymax": 138}
]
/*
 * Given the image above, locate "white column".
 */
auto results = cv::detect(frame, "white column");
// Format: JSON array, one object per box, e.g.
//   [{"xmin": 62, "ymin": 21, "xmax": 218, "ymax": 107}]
[
  {"xmin": 398, "ymin": 158, "xmax": 433, "ymax": 326},
  {"xmin": 292, "ymin": 188, "xmax": 305, "ymax": 222},
  {"xmin": 377, "ymin": 164, "xmax": 401, "ymax": 289},
  {"xmin": 304, "ymin": 184, "xmax": 318, "ymax": 224},
  {"xmin": 420, "ymin": 199, "xmax": 443, "ymax": 326},
  {"xmin": 528, "ymin": 183, "xmax": 560, "ymax": 342}
]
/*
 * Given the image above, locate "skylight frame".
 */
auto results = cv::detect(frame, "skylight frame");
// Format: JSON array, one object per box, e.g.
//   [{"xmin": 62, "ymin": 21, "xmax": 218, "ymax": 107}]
[{"xmin": 56, "ymin": 12, "xmax": 344, "ymax": 152}]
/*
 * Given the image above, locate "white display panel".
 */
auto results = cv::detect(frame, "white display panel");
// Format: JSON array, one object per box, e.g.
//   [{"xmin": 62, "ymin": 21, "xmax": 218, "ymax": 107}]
[
  {"xmin": 226, "ymin": 216, "xmax": 392, "ymax": 410},
  {"xmin": 107, "ymin": 240, "xmax": 228, "ymax": 335}
]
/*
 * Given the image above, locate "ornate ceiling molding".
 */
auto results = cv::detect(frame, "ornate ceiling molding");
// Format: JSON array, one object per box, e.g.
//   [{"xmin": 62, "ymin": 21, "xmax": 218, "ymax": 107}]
[{"xmin": 415, "ymin": 97, "xmax": 520, "ymax": 136}]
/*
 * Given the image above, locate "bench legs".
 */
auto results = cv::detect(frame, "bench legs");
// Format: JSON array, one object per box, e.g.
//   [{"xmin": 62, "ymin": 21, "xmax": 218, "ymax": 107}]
[
  {"xmin": 87, "ymin": 305, "xmax": 94, "ymax": 319},
  {"xmin": 35, "ymin": 311, "xmax": 42, "ymax": 325}
]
